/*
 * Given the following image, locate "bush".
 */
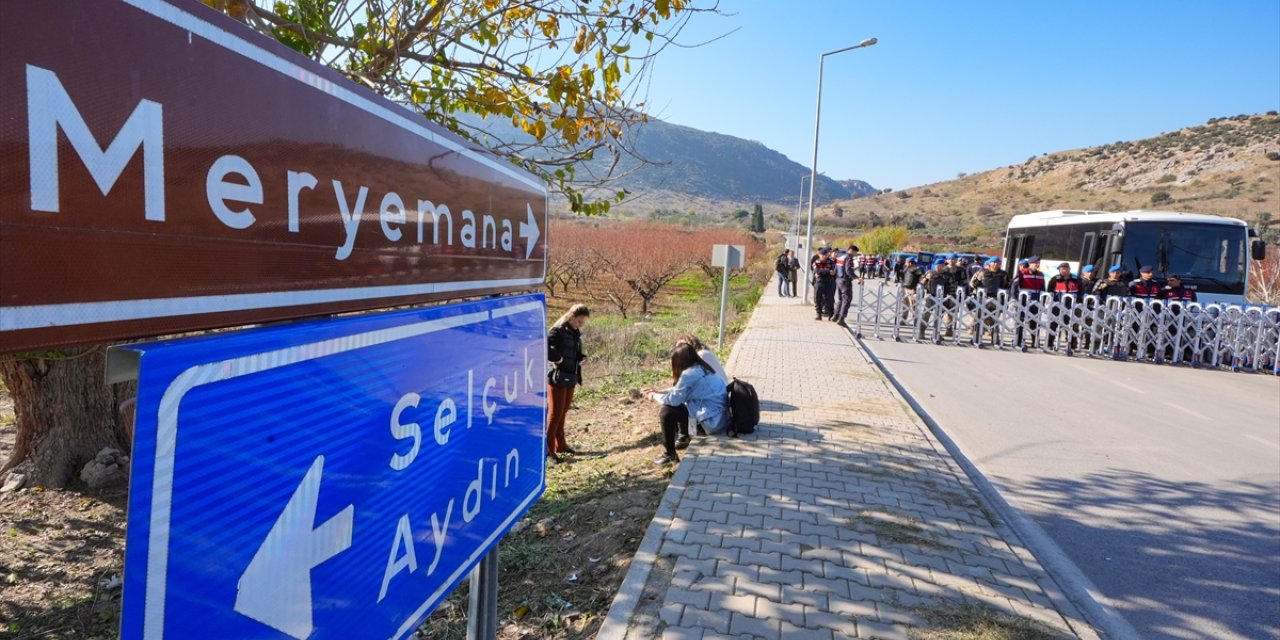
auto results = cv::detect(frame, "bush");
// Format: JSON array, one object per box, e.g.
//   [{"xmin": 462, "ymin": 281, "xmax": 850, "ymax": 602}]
[
  {"xmin": 1266, "ymin": 151, "xmax": 1280, "ymax": 162},
  {"xmin": 1151, "ymin": 191, "xmax": 1172, "ymax": 205},
  {"xmin": 1157, "ymin": 174, "xmax": 1176, "ymax": 183}
]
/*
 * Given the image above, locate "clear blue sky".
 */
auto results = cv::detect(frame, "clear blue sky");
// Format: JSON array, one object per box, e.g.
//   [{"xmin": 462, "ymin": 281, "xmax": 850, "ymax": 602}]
[{"xmin": 639, "ymin": 0, "xmax": 1280, "ymax": 191}]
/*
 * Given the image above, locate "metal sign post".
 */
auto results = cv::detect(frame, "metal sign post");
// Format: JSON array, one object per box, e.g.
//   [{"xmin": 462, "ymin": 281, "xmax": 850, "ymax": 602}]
[
  {"xmin": 711, "ymin": 244, "xmax": 746, "ymax": 349},
  {"xmin": 110, "ymin": 294, "xmax": 548, "ymax": 639}
]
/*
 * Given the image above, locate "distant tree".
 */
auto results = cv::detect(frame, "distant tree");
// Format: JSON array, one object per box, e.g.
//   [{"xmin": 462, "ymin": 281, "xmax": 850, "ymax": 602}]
[
  {"xmin": 1249, "ymin": 254, "xmax": 1280, "ymax": 305},
  {"xmin": 733, "ymin": 209, "xmax": 750, "ymax": 220},
  {"xmin": 750, "ymin": 204, "xmax": 765, "ymax": 233},
  {"xmin": 1151, "ymin": 191, "xmax": 1173, "ymax": 205},
  {"xmin": 690, "ymin": 228, "xmax": 762, "ymax": 293},
  {"xmin": 855, "ymin": 226, "xmax": 910, "ymax": 257},
  {"xmin": 545, "ymin": 220, "xmax": 594, "ymax": 297},
  {"xmin": 832, "ymin": 205, "xmax": 845, "ymax": 218}
]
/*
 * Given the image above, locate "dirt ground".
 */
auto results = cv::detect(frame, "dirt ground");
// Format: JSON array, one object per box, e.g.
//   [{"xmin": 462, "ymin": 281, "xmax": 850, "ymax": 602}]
[
  {"xmin": 0, "ymin": 393, "xmax": 129, "ymax": 640},
  {"xmin": 0, "ymin": 378, "xmax": 673, "ymax": 640}
]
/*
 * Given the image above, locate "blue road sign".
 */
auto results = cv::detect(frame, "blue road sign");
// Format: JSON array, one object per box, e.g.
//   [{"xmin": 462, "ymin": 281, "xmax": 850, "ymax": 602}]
[{"xmin": 118, "ymin": 294, "xmax": 547, "ymax": 639}]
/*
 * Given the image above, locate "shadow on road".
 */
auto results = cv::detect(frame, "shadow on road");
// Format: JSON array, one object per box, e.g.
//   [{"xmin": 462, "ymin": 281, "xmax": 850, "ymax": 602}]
[{"xmin": 1015, "ymin": 470, "xmax": 1280, "ymax": 639}]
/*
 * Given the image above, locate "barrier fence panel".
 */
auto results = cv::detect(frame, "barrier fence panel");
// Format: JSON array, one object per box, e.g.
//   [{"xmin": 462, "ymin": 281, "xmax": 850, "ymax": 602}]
[{"xmin": 845, "ymin": 282, "xmax": 1280, "ymax": 375}]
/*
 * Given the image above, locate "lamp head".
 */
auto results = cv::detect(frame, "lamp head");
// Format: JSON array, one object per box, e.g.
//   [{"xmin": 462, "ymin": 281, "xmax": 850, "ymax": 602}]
[{"xmin": 860, "ymin": 38, "xmax": 878, "ymax": 47}]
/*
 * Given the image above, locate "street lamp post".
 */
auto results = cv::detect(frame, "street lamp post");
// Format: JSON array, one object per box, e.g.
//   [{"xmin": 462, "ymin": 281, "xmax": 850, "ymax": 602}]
[
  {"xmin": 802, "ymin": 37, "xmax": 877, "ymax": 305},
  {"xmin": 793, "ymin": 174, "xmax": 815, "ymax": 249}
]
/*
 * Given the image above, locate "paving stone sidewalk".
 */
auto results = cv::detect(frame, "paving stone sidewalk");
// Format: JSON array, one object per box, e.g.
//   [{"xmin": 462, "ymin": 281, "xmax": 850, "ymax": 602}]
[{"xmin": 597, "ymin": 284, "xmax": 1101, "ymax": 640}]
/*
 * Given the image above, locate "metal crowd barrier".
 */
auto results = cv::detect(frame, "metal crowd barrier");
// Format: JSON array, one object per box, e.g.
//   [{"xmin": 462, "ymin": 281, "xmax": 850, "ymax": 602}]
[{"xmin": 846, "ymin": 280, "xmax": 1280, "ymax": 374}]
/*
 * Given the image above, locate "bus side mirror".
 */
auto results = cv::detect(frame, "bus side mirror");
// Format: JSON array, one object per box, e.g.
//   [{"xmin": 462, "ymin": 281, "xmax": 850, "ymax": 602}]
[{"xmin": 1252, "ymin": 239, "xmax": 1266, "ymax": 261}]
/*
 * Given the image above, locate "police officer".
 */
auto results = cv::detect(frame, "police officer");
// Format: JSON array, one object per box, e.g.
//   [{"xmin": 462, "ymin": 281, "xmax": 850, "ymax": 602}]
[
  {"xmin": 1127, "ymin": 265, "xmax": 1161, "ymax": 360},
  {"xmin": 1079, "ymin": 264, "xmax": 1098, "ymax": 293},
  {"xmin": 812, "ymin": 247, "xmax": 837, "ymax": 320},
  {"xmin": 900, "ymin": 256, "xmax": 924, "ymax": 324},
  {"xmin": 1160, "ymin": 274, "xmax": 1197, "ymax": 362},
  {"xmin": 1009, "ymin": 256, "xmax": 1046, "ymax": 350},
  {"xmin": 1095, "ymin": 265, "xmax": 1130, "ymax": 299},
  {"xmin": 1078, "ymin": 265, "xmax": 1100, "ymax": 351},
  {"xmin": 1160, "ymin": 274, "xmax": 1197, "ymax": 303},
  {"xmin": 1045, "ymin": 262, "xmax": 1084, "ymax": 352},
  {"xmin": 918, "ymin": 259, "xmax": 957, "ymax": 338},
  {"xmin": 968, "ymin": 257, "xmax": 1008, "ymax": 346},
  {"xmin": 1093, "ymin": 266, "xmax": 1130, "ymax": 357},
  {"xmin": 832, "ymin": 245, "xmax": 860, "ymax": 327},
  {"xmin": 1129, "ymin": 265, "xmax": 1162, "ymax": 299}
]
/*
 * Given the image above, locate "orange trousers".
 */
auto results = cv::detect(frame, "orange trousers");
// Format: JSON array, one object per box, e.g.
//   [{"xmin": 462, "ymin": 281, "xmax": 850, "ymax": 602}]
[{"xmin": 546, "ymin": 384, "xmax": 575, "ymax": 455}]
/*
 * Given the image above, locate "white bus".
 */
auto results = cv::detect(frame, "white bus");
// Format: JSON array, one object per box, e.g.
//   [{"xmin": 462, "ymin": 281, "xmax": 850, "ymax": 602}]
[{"xmin": 1003, "ymin": 209, "xmax": 1266, "ymax": 305}]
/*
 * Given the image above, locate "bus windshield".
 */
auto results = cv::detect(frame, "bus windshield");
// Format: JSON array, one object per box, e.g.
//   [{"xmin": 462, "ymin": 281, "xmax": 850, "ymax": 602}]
[{"xmin": 1123, "ymin": 221, "xmax": 1246, "ymax": 293}]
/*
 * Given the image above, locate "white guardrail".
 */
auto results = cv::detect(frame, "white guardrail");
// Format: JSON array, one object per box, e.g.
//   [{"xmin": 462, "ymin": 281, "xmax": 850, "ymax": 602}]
[{"xmin": 848, "ymin": 280, "xmax": 1280, "ymax": 374}]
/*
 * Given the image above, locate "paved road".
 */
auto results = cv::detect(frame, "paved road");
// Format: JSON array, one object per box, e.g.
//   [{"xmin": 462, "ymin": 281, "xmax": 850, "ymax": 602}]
[{"xmin": 857, "ymin": 336, "xmax": 1280, "ymax": 640}]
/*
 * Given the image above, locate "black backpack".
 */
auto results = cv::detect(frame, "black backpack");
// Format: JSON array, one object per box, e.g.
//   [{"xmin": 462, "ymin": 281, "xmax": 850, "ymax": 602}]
[
  {"xmin": 726, "ymin": 378, "xmax": 759, "ymax": 436},
  {"xmin": 775, "ymin": 253, "xmax": 789, "ymax": 273}
]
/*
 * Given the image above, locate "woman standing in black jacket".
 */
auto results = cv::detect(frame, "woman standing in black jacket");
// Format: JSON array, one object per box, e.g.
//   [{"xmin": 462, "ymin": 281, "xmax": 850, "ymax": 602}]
[{"xmin": 546, "ymin": 304, "xmax": 590, "ymax": 463}]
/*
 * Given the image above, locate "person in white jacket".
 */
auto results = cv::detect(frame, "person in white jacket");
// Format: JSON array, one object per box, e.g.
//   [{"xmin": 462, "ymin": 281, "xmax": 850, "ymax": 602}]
[
  {"xmin": 644, "ymin": 343, "xmax": 729, "ymax": 465},
  {"xmin": 676, "ymin": 334, "xmax": 727, "ymax": 382}
]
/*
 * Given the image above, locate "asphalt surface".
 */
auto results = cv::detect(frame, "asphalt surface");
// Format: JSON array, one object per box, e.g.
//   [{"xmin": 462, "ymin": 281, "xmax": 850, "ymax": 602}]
[{"xmin": 857, "ymin": 335, "xmax": 1280, "ymax": 640}]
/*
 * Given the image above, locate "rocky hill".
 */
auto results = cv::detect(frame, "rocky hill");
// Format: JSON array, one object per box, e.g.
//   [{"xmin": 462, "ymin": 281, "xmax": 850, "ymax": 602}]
[
  {"xmin": 809, "ymin": 112, "xmax": 1280, "ymax": 250},
  {"xmin": 457, "ymin": 112, "xmax": 868, "ymax": 215}
]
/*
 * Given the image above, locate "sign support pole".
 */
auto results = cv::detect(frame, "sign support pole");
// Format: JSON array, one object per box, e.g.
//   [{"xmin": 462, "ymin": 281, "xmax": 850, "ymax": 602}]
[
  {"xmin": 711, "ymin": 244, "xmax": 742, "ymax": 350},
  {"xmin": 466, "ymin": 547, "xmax": 500, "ymax": 640},
  {"xmin": 718, "ymin": 262, "xmax": 731, "ymax": 350}
]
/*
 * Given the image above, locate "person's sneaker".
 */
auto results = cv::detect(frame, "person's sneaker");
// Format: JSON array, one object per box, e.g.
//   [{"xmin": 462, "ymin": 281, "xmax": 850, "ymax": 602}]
[
  {"xmin": 836, "ymin": 320, "xmax": 848, "ymax": 327},
  {"xmin": 653, "ymin": 453, "xmax": 679, "ymax": 465},
  {"xmin": 675, "ymin": 435, "xmax": 691, "ymax": 450},
  {"xmin": 815, "ymin": 314, "xmax": 822, "ymax": 320}
]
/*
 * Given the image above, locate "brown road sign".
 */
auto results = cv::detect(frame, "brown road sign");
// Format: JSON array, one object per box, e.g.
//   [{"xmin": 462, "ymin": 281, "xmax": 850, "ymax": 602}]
[{"xmin": 0, "ymin": 0, "xmax": 548, "ymax": 354}]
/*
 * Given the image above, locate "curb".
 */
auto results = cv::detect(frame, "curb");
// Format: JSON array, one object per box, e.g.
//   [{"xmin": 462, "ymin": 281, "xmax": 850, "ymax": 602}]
[{"xmin": 856, "ymin": 333, "xmax": 1134, "ymax": 640}]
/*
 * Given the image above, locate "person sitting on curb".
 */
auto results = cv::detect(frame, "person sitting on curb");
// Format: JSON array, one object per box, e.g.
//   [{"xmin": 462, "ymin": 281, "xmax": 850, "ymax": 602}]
[
  {"xmin": 672, "ymin": 334, "xmax": 727, "ymax": 450},
  {"xmin": 642, "ymin": 343, "xmax": 729, "ymax": 465}
]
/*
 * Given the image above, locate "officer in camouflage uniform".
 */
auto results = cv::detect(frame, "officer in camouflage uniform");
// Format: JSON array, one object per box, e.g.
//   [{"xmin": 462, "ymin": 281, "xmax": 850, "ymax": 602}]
[{"xmin": 968, "ymin": 257, "xmax": 1008, "ymax": 347}]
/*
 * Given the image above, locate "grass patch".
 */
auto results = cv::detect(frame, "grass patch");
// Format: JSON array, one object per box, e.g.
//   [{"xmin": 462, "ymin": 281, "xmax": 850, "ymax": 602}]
[
  {"xmin": 854, "ymin": 510, "xmax": 952, "ymax": 550},
  {"xmin": 574, "ymin": 369, "xmax": 665, "ymax": 407},
  {"xmin": 499, "ymin": 540, "xmax": 558, "ymax": 574},
  {"xmin": 910, "ymin": 601, "xmax": 1067, "ymax": 640}
]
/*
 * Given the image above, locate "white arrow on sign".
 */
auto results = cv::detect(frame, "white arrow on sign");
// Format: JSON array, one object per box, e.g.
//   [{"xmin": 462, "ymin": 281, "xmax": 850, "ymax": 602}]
[
  {"xmin": 520, "ymin": 203, "xmax": 540, "ymax": 260},
  {"xmin": 234, "ymin": 455, "xmax": 354, "ymax": 640}
]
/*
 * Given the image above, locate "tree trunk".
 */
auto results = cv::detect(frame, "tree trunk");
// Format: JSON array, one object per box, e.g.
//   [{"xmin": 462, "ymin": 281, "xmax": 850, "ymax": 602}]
[{"xmin": 0, "ymin": 345, "xmax": 130, "ymax": 488}]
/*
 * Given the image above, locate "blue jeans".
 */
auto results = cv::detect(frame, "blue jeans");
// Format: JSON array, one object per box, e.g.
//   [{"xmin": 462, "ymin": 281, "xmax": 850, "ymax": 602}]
[{"xmin": 777, "ymin": 272, "xmax": 788, "ymax": 296}]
